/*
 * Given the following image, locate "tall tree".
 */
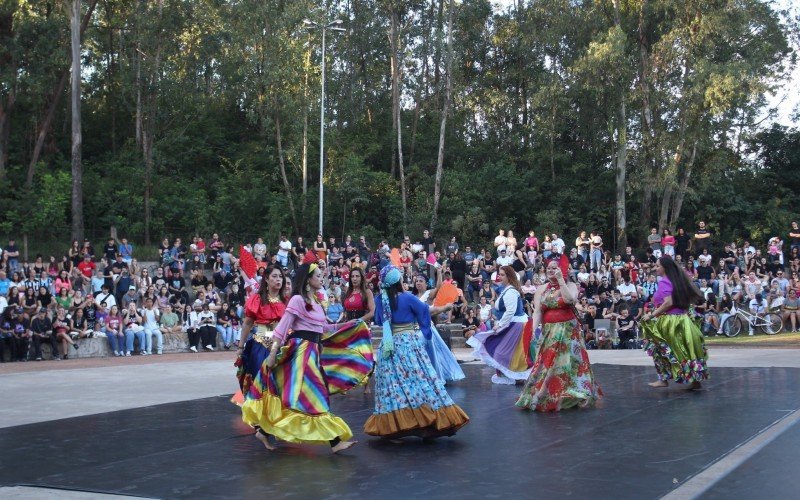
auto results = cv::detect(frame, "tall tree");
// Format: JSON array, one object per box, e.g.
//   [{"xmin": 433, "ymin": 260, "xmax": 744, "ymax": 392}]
[
  {"xmin": 430, "ymin": 0, "xmax": 455, "ymax": 232},
  {"xmin": 69, "ymin": 0, "xmax": 85, "ymax": 241}
]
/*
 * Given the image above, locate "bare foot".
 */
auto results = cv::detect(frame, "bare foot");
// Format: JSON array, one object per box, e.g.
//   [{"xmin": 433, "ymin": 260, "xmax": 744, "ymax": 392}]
[
  {"xmin": 686, "ymin": 381, "xmax": 702, "ymax": 391},
  {"xmin": 254, "ymin": 431, "xmax": 276, "ymax": 451},
  {"xmin": 331, "ymin": 440, "xmax": 357, "ymax": 454},
  {"xmin": 648, "ymin": 380, "xmax": 668, "ymax": 388}
]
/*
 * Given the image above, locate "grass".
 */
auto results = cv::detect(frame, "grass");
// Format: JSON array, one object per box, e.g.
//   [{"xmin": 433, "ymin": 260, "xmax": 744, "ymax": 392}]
[{"xmin": 705, "ymin": 329, "xmax": 800, "ymax": 347}]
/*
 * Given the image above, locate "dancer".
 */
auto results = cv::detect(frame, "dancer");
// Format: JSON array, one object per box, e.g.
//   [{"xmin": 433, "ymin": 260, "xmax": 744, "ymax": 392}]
[
  {"xmin": 640, "ymin": 256, "xmax": 707, "ymax": 390},
  {"xmin": 516, "ymin": 255, "xmax": 601, "ymax": 411},
  {"xmin": 235, "ymin": 264, "xmax": 287, "ymax": 451},
  {"xmin": 412, "ymin": 270, "xmax": 466, "ymax": 382},
  {"xmin": 364, "ymin": 265, "xmax": 469, "ymax": 440},
  {"xmin": 245, "ymin": 252, "xmax": 373, "ymax": 453},
  {"xmin": 467, "ymin": 265, "xmax": 533, "ymax": 384}
]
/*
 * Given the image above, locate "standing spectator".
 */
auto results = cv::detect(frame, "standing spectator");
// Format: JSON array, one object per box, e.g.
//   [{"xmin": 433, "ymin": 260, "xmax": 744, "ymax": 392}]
[
  {"xmin": 28, "ymin": 308, "xmax": 57, "ymax": 361},
  {"xmin": 292, "ymin": 236, "xmax": 308, "ymax": 266},
  {"xmin": 575, "ymin": 231, "xmax": 590, "ymax": 263},
  {"xmin": 446, "ymin": 236, "xmax": 459, "ymax": 256},
  {"xmin": 5, "ymin": 239, "xmax": 20, "ymax": 273},
  {"xmin": 102, "ymin": 238, "xmax": 118, "ymax": 266},
  {"xmin": 141, "ymin": 297, "xmax": 162, "ymax": 355},
  {"xmin": 694, "ymin": 221, "xmax": 712, "ymax": 254},
  {"xmin": 68, "ymin": 240, "xmax": 81, "ymax": 267},
  {"xmin": 81, "ymin": 238, "xmax": 95, "ymax": 259},
  {"xmin": 661, "ymin": 229, "xmax": 676, "ymax": 257},
  {"xmin": 647, "ymin": 228, "xmax": 662, "ymax": 256},
  {"xmin": 276, "ymin": 235, "xmax": 291, "ymax": 268},
  {"xmin": 789, "ymin": 222, "xmax": 800, "ymax": 254},
  {"xmin": 493, "ymin": 229, "xmax": 507, "ymax": 256},
  {"xmin": 422, "ymin": 229, "xmax": 436, "ymax": 255},
  {"xmin": 357, "ymin": 235, "xmax": 371, "ymax": 264},
  {"xmin": 675, "ymin": 227, "xmax": 691, "ymax": 258},
  {"xmin": 313, "ymin": 234, "xmax": 327, "ymax": 262},
  {"xmin": 590, "ymin": 232, "xmax": 603, "ymax": 272}
]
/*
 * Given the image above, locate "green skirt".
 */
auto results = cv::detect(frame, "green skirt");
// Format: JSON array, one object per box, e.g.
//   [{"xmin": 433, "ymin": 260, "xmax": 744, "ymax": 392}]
[{"xmin": 640, "ymin": 314, "xmax": 708, "ymax": 384}]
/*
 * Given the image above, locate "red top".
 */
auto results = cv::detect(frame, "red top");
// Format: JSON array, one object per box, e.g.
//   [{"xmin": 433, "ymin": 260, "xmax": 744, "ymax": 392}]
[
  {"xmin": 541, "ymin": 286, "xmax": 576, "ymax": 324},
  {"xmin": 244, "ymin": 293, "xmax": 286, "ymax": 325},
  {"xmin": 343, "ymin": 292, "xmax": 367, "ymax": 312}
]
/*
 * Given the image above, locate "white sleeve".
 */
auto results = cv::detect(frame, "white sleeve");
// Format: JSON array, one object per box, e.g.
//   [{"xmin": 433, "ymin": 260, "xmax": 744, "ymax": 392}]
[{"xmin": 496, "ymin": 289, "xmax": 519, "ymax": 330}]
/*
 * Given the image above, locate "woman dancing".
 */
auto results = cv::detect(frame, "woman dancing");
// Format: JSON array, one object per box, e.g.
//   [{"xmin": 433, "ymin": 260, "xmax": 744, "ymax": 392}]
[
  {"xmin": 235, "ymin": 264, "xmax": 287, "ymax": 451},
  {"xmin": 467, "ymin": 265, "xmax": 533, "ymax": 384},
  {"xmin": 245, "ymin": 252, "xmax": 373, "ymax": 453},
  {"xmin": 640, "ymin": 256, "xmax": 707, "ymax": 390},
  {"xmin": 516, "ymin": 256, "xmax": 601, "ymax": 412},
  {"xmin": 364, "ymin": 265, "xmax": 469, "ymax": 440}
]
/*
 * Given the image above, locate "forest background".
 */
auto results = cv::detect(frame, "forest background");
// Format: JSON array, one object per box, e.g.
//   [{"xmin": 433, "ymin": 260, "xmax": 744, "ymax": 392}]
[{"xmin": 1, "ymin": 0, "xmax": 799, "ymax": 259}]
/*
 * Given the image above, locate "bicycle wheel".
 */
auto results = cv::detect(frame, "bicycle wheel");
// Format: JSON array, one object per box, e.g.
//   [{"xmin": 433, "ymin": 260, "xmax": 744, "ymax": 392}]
[
  {"xmin": 722, "ymin": 316, "xmax": 743, "ymax": 337},
  {"xmin": 763, "ymin": 313, "xmax": 783, "ymax": 335}
]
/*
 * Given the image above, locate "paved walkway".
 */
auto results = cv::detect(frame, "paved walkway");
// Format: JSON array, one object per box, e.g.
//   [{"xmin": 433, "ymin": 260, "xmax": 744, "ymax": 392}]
[{"xmin": 1, "ymin": 347, "xmax": 798, "ymax": 429}]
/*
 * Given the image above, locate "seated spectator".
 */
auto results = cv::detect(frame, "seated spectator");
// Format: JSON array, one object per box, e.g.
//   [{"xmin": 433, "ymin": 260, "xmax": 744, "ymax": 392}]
[
  {"xmin": 36, "ymin": 286, "xmax": 54, "ymax": 315},
  {"xmin": 187, "ymin": 300, "xmax": 216, "ymax": 352},
  {"xmin": 326, "ymin": 294, "xmax": 344, "ymax": 323},
  {"xmin": 782, "ymin": 287, "xmax": 799, "ymax": 332},
  {"xmin": 616, "ymin": 277, "xmax": 636, "ymax": 301},
  {"xmin": 70, "ymin": 307, "xmax": 92, "ymax": 340},
  {"xmin": 28, "ymin": 307, "xmax": 57, "ymax": 361},
  {"xmin": 615, "ymin": 306, "xmax": 636, "ymax": 349},
  {"xmin": 105, "ymin": 304, "xmax": 127, "ymax": 356},
  {"xmin": 462, "ymin": 307, "xmax": 480, "ymax": 340},
  {"xmin": 91, "ymin": 269, "xmax": 105, "ymax": 297},
  {"xmin": 52, "ymin": 306, "xmax": 78, "ymax": 359},
  {"xmin": 122, "ymin": 302, "xmax": 145, "ymax": 355},
  {"xmin": 54, "ymin": 287, "xmax": 73, "ymax": 311},
  {"xmin": 159, "ymin": 304, "xmax": 183, "ymax": 337},
  {"xmin": 477, "ymin": 296, "xmax": 493, "ymax": 329},
  {"xmin": 121, "ymin": 285, "xmax": 140, "ymax": 309},
  {"xmin": 95, "ymin": 284, "xmax": 117, "ymax": 317},
  {"xmin": 141, "ymin": 297, "xmax": 162, "ymax": 355}
]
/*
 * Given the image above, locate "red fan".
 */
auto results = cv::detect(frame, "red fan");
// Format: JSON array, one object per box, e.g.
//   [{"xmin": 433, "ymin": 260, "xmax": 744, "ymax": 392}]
[
  {"xmin": 239, "ymin": 245, "xmax": 257, "ymax": 279},
  {"xmin": 303, "ymin": 250, "xmax": 318, "ymax": 265}
]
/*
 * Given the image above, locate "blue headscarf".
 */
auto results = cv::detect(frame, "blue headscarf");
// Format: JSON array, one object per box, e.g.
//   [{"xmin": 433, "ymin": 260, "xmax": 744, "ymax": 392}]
[{"xmin": 379, "ymin": 265, "xmax": 402, "ymax": 359}]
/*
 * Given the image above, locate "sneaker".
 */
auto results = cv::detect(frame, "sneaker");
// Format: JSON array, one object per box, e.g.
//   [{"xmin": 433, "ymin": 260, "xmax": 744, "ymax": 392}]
[
  {"xmin": 190, "ymin": 346, "xmax": 198, "ymax": 353},
  {"xmin": 125, "ymin": 352, "xmax": 131, "ymax": 357},
  {"xmin": 35, "ymin": 357, "xmax": 42, "ymax": 361},
  {"xmin": 157, "ymin": 350, "xmax": 163, "ymax": 355},
  {"xmin": 53, "ymin": 356, "xmax": 61, "ymax": 361},
  {"xmin": 204, "ymin": 345, "xmax": 214, "ymax": 351},
  {"xmin": 141, "ymin": 351, "xmax": 148, "ymax": 356},
  {"xmin": 491, "ymin": 374, "xmax": 515, "ymax": 385},
  {"xmin": 73, "ymin": 343, "xmax": 79, "ymax": 350}
]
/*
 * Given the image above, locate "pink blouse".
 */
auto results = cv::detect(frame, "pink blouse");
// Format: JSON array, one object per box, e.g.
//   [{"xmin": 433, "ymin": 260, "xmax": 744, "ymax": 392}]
[
  {"xmin": 273, "ymin": 295, "xmax": 336, "ymax": 343},
  {"xmin": 654, "ymin": 277, "xmax": 685, "ymax": 315}
]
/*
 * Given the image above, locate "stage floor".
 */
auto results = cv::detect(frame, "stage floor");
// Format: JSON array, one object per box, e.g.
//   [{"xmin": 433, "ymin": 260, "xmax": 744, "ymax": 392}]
[{"xmin": 1, "ymin": 363, "xmax": 799, "ymax": 499}]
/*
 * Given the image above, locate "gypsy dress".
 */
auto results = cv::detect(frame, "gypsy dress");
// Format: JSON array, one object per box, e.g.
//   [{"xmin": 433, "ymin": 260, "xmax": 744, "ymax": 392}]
[
  {"xmin": 515, "ymin": 284, "xmax": 601, "ymax": 412},
  {"xmin": 364, "ymin": 293, "xmax": 469, "ymax": 439},
  {"xmin": 466, "ymin": 287, "xmax": 533, "ymax": 382},
  {"xmin": 640, "ymin": 276, "xmax": 708, "ymax": 383},
  {"xmin": 236, "ymin": 293, "xmax": 285, "ymax": 407},
  {"xmin": 240, "ymin": 295, "xmax": 374, "ymax": 445}
]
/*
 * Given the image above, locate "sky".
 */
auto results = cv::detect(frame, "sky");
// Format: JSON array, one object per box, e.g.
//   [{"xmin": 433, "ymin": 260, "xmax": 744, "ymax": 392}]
[{"xmin": 489, "ymin": 0, "xmax": 799, "ymax": 127}]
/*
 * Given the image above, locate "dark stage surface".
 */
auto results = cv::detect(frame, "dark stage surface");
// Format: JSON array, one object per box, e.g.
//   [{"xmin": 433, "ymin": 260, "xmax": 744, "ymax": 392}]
[{"xmin": 2, "ymin": 364, "xmax": 799, "ymax": 499}]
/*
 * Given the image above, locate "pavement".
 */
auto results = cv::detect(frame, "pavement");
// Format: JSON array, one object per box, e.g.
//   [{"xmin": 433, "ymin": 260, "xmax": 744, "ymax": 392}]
[{"xmin": 1, "ymin": 347, "xmax": 799, "ymax": 498}]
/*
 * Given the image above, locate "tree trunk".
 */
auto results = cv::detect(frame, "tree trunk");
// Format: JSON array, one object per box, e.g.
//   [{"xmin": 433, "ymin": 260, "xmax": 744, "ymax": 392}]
[
  {"xmin": 408, "ymin": 0, "xmax": 435, "ymax": 169},
  {"xmin": 614, "ymin": 100, "xmax": 628, "ymax": 251},
  {"xmin": 70, "ymin": 0, "xmax": 84, "ymax": 242},
  {"xmin": 142, "ymin": 0, "xmax": 163, "ymax": 246},
  {"xmin": 25, "ymin": 0, "xmax": 99, "ymax": 187},
  {"xmin": 390, "ymin": 8, "xmax": 407, "ymax": 232},
  {"xmin": 0, "ymin": 3, "xmax": 16, "ymax": 178},
  {"xmin": 430, "ymin": 0, "xmax": 455, "ymax": 232},
  {"xmin": 669, "ymin": 142, "xmax": 697, "ymax": 229},
  {"xmin": 638, "ymin": 0, "xmax": 655, "ymax": 228},
  {"xmin": 275, "ymin": 115, "xmax": 300, "ymax": 236}
]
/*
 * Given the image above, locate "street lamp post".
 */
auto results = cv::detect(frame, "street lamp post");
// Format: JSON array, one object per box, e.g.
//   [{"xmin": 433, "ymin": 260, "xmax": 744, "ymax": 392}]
[{"xmin": 304, "ymin": 17, "xmax": 345, "ymax": 236}]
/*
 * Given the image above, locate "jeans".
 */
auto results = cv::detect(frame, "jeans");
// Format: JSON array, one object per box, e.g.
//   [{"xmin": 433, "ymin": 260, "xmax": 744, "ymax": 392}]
[
  {"xmin": 664, "ymin": 245, "xmax": 675, "ymax": 257},
  {"xmin": 578, "ymin": 249, "xmax": 588, "ymax": 263},
  {"xmin": 127, "ymin": 327, "xmax": 147, "ymax": 353},
  {"xmin": 277, "ymin": 254, "xmax": 289, "ymax": 267},
  {"xmin": 143, "ymin": 326, "xmax": 163, "ymax": 354},
  {"xmin": 8, "ymin": 258, "xmax": 18, "ymax": 273},
  {"xmin": 216, "ymin": 325, "xmax": 234, "ymax": 346},
  {"xmin": 106, "ymin": 329, "xmax": 132, "ymax": 353},
  {"xmin": 590, "ymin": 249, "xmax": 603, "ymax": 272}
]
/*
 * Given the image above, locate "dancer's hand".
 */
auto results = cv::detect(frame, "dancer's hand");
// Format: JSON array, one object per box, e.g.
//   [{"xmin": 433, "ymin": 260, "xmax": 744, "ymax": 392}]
[{"xmin": 266, "ymin": 352, "xmax": 277, "ymax": 369}]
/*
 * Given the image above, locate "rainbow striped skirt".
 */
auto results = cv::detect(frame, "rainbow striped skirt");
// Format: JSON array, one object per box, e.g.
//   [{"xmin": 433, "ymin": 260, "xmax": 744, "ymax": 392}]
[{"xmin": 240, "ymin": 320, "xmax": 374, "ymax": 445}]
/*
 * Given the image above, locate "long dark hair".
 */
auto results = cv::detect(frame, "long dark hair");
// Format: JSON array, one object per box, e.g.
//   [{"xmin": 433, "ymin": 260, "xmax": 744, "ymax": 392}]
[
  {"xmin": 292, "ymin": 264, "xmax": 316, "ymax": 301},
  {"xmin": 346, "ymin": 267, "xmax": 368, "ymax": 301},
  {"xmin": 259, "ymin": 264, "xmax": 286, "ymax": 304},
  {"xmin": 659, "ymin": 257, "xmax": 702, "ymax": 310}
]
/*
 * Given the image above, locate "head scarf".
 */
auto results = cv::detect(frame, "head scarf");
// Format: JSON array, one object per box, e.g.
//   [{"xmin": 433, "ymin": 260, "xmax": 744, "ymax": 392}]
[{"xmin": 379, "ymin": 265, "xmax": 402, "ymax": 358}]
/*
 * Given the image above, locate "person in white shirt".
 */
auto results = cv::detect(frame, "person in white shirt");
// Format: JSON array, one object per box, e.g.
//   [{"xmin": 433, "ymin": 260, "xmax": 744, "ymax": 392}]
[
  {"xmin": 748, "ymin": 293, "xmax": 767, "ymax": 335},
  {"xmin": 253, "ymin": 237, "xmax": 267, "ymax": 260},
  {"xmin": 616, "ymin": 278, "xmax": 637, "ymax": 300},
  {"xmin": 276, "ymin": 235, "xmax": 292, "ymax": 268},
  {"xmin": 95, "ymin": 285, "xmax": 117, "ymax": 315},
  {"xmin": 494, "ymin": 229, "xmax": 507, "ymax": 256},
  {"xmin": 496, "ymin": 249, "xmax": 513, "ymax": 267},
  {"xmin": 551, "ymin": 233, "xmax": 566, "ymax": 255},
  {"xmin": 478, "ymin": 296, "xmax": 493, "ymax": 328},
  {"xmin": 141, "ymin": 297, "xmax": 163, "ymax": 355}
]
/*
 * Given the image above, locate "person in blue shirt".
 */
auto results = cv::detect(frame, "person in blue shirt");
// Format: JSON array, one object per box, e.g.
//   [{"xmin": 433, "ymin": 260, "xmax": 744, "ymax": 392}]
[
  {"xmin": 326, "ymin": 294, "xmax": 344, "ymax": 323},
  {"xmin": 364, "ymin": 265, "xmax": 469, "ymax": 441}
]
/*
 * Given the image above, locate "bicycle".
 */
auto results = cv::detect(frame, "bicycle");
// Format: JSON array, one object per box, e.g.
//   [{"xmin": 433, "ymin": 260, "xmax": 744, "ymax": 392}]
[{"xmin": 721, "ymin": 306, "xmax": 783, "ymax": 337}]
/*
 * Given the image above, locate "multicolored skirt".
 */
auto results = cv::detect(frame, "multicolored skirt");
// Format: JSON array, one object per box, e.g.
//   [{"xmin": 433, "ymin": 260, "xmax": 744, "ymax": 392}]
[
  {"xmin": 516, "ymin": 320, "xmax": 601, "ymax": 412},
  {"xmin": 426, "ymin": 325, "xmax": 465, "ymax": 382},
  {"xmin": 240, "ymin": 320, "xmax": 374, "ymax": 445},
  {"xmin": 641, "ymin": 314, "xmax": 708, "ymax": 384},
  {"xmin": 466, "ymin": 320, "xmax": 533, "ymax": 380},
  {"xmin": 364, "ymin": 328, "xmax": 469, "ymax": 439}
]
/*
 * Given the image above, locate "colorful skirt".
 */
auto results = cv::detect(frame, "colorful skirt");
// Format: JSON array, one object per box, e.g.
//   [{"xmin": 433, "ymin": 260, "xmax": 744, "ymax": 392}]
[
  {"xmin": 466, "ymin": 320, "xmax": 533, "ymax": 380},
  {"xmin": 426, "ymin": 325, "xmax": 465, "ymax": 382},
  {"xmin": 364, "ymin": 329, "xmax": 469, "ymax": 439},
  {"xmin": 516, "ymin": 320, "xmax": 601, "ymax": 412},
  {"xmin": 641, "ymin": 314, "xmax": 708, "ymax": 384},
  {"xmin": 240, "ymin": 320, "xmax": 374, "ymax": 445}
]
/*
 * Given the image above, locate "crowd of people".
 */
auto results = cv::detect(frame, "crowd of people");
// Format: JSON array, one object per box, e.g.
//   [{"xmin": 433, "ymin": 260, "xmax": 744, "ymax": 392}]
[{"xmin": 1, "ymin": 220, "xmax": 799, "ymax": 362}]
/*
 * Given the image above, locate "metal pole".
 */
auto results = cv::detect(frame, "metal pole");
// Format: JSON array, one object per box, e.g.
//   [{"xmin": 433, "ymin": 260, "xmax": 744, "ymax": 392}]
[{"xmin": 318, "ymin": 27, "xmax": 326, "ymax": 236}]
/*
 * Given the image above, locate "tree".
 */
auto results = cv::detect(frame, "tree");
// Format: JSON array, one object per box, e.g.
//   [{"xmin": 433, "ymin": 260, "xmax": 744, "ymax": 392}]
[{"xmin": 70, "ymin": 0, "xmax": 85, "ymax": 242}]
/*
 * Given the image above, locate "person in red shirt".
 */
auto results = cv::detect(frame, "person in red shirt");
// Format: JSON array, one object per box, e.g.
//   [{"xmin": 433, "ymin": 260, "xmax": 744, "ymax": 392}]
[{"xmin": 77, "ymin": 255, "xmax": 96, "ymax": 278}]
